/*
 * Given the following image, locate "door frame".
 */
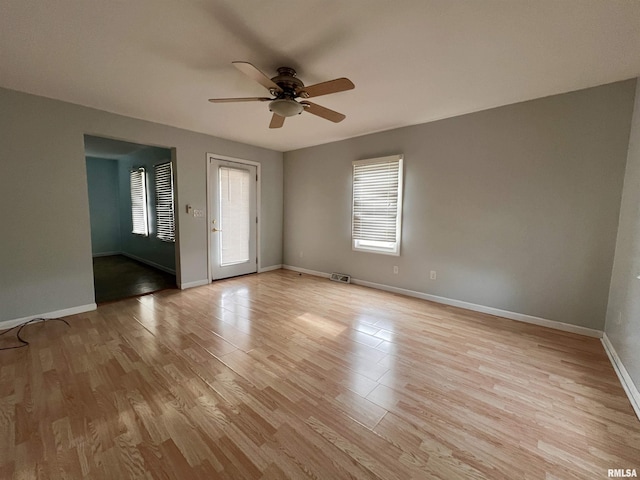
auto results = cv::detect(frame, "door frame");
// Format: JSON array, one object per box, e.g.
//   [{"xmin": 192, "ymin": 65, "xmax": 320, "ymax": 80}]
[
  {"xmin": 206, "ymin": 153, "xmax": 261, "ymax": 283},
  {"xmin": 83, "ymin": 132, "xmax": 181, "ymax": 294}
]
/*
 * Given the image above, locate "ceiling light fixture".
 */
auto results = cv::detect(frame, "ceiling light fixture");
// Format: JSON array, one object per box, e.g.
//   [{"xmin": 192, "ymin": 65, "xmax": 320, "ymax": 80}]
[{"xmin": 269, "ymin": 98, "xmax": 304, "ymax": 117}]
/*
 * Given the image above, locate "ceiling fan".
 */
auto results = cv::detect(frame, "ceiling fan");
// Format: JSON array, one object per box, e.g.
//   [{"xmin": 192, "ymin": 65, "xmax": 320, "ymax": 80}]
[{"xmin": 209, "ymin": 62, "xmax": 355, "ymax": 129}]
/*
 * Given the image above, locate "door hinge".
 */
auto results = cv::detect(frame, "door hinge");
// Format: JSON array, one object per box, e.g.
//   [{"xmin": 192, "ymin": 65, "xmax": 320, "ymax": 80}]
[
  {"xmin": 256, "ymin": 217, "xmax": 258, "ymax": 224},
  {"xmin": 256, "ymin": 174, "xmax": 258, "ymax": 181}
]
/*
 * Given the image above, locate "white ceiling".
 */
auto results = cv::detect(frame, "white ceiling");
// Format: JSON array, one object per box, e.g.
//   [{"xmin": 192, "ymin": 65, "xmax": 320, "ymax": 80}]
[{"xmin": 1, "ymin": 1, "xmax": 639, "ymax": 152}]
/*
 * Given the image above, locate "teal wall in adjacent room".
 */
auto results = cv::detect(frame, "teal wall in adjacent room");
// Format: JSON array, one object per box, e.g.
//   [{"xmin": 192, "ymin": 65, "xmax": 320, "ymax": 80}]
[{"xmin": 86, "ymin": 157, "xmax": 121, "ymax": 256}]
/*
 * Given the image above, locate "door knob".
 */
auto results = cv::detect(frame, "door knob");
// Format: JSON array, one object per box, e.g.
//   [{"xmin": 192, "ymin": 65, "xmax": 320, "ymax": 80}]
[{"xmin": 212, "ymin": 228, "xmax": 222, "ymax": 232}]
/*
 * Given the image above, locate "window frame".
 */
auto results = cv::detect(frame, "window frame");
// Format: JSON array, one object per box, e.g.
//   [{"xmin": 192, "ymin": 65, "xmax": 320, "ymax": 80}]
[
  {"xmin": 130, "ymin": 167, "xmax": 149, "ymax": 236},
  {"xmin": 154, "ymin": 162, "xmax": 176, "ymax": 243},
  {"xmin": 351, "ymin": 154, "xmax": 404, "ymax": 256}
]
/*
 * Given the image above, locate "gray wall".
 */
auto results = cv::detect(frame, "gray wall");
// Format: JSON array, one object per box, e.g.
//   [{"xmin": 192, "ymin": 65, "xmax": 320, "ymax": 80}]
[
  {"xmin": 0, "ymin": 87, "xmax": 283, "ymax": 322},
  {"xmin": 117, "ymin": 146, "xmax": 176, "ymax": 273},
  {"xmin": 606, "ymin": 80, "xmax": 640, "ymax": 390},
  {"xmin": 86, "ymin": 157, "xmax": 121, "ymax": 255},
  {"xmin": 284, "ymin": 80, "xmax": 636, "ymax": 330}
]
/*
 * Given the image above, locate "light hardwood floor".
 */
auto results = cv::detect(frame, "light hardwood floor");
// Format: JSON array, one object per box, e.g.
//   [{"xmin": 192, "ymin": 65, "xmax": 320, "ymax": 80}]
[{"xmin": 1, "ymin": 269, "xmax": 638, "ymax": 479}]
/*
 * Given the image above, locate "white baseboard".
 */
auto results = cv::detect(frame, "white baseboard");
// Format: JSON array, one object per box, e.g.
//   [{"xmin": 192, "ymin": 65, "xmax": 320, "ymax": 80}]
[
  {"xmin": 179, "ymin": 279, "xmax": 209, "ymax": 290},
  {"xmin": 180, "ymin": 266, "xmax": 281, "ymax": 288},
  {"xmin": 121, "ymin": 252, "xmax": 176, "ymax": 275},
  {"xmin": 282, "ymin": 264, "xmax": 602, "ymax": 338},
  {"xmin": 601, "ymin": 333, "xmax": 640, "ymax": 421},
  {"xmin": 180, "ymin": 266, "xmax": 284, "ymax": 289},
  {"xmin": 92, "ymin": 251, "xmax": 121, "ymax": 257},
  {"xmin": 0, "ymin": 303, "xmax": 97, "ymax": 330},
  {"xmin": 258, "ymin": 264, "xmax": 283, "ymax": 273},
  {"xmin": 283, "ymin": 265, "xmax": 331, "ymax": 278}
]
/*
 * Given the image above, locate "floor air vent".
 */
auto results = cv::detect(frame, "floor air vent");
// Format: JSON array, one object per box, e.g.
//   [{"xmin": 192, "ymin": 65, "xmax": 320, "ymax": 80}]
[{"xmin": 330, "ymin": 272, "xmax": 351, "ymax": 284}]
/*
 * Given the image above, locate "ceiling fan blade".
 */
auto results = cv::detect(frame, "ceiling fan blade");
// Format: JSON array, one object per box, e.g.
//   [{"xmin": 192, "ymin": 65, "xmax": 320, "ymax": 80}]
[
  {"xmin": 269, "ymin": 113, "xmax": 285, "ymax": 129},
  {"xmin": 233, "ymin": 61, "xmax": 282, "ymax": 93},
  {"xmin": 301, "ymin": 101, "xmax": 346, "ymax": 123},
  {"xmin": 209, "ymin": 97, "xmax": 272, "ymax": 103},
  {"xmin": 298, "ymin": 78, "xmax": 354, "ymax": 98}
]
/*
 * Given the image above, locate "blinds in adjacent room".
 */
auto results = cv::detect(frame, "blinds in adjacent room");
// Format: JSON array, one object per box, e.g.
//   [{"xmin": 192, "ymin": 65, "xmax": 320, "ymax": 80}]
[
  {"xmin": 352, "ymin": 155, "xmax": 403, "ymax": 255},
  {"xmin": 155, "ymin": 162, "xmax": 175, "ymax": 242},
  {"xmin": 130, "ymin": 167, "xmax": 148, "ymax": 236}
]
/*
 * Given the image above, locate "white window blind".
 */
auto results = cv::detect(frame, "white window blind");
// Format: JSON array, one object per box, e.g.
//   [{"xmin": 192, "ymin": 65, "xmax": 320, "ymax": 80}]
[
  {"xmin": 155, "ymin": 162, "xmax": 175, "ymax": 242},
  {"xmin": 219, "ymin": 166, "xmax": 251, "ymax": 265},
  {"xmin": 130, "ymin": 167, "xmax": 148, "ymax": 236},
  {"xmin": 352, "ymin": 155, "xmax": 404, "ymax": 255}
]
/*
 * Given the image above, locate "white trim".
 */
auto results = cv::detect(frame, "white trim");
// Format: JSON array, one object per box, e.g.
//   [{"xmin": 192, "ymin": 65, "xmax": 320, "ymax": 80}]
[
  {"xmin": 601, "ymin": 333, "xmax": 640, "ymax": 421},
  {"xmin": 283, "ymin": 265, "xmax": 331, "ymax": 278},
  {"xmin": 0, "ymin": 304, "xmax": 97, "ymax": 330},
  {"xmin": 92, "ymin": 251, "xmax": 121, "ymax": 257},
  {"xmin": 121, "ymin": 252, "xmax": 176, "ymax": 275},
  {"xmin": 281, "ymin": 265, "xmax": 602, "ymax": 338},
  {"xmin": 179, "ymin": 279, "xmax": 210, "ymax": 290},
  {"xmin": 170, "ymin": 148, "xmax": 182, "ymax": 291},
  {"xmin": 206, "ymin": 153, "xmax": 261, "ymax": 282},
  {"xmin": 351, "ymin": 154, "xmax": 403, "ymax": 256},
  {"xmin": 258, "ymin": 264, "xmax": 283, "ymax": 273},
  {"xmin": 206, "ymin": 155, "xmax": 213, "ymax": 282}
]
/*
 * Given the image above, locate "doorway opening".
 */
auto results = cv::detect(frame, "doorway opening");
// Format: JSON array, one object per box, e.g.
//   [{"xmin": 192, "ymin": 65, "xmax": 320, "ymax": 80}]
[
  {"xmin": 84, "ymin": 135, "xmax": 178, "ymax": 303},
  {"xmin": 207, "ymin": 154, "xmax": 260, "ymax": 281}
]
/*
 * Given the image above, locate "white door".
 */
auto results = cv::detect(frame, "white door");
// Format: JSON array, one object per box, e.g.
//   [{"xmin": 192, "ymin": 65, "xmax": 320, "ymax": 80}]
[{"xmin": 209, "ymin": 158, "xmax": 258, "ymax": 279}]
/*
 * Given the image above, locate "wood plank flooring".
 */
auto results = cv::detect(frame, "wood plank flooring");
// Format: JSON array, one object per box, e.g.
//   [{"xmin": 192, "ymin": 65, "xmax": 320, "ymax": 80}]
[
  {"xmin": 93, "ymin": 255, "xmax": 176, "ymax": 304},
  {"xmin": 0, "ymin": 269, "xmax": 638, "ymax": 479}
]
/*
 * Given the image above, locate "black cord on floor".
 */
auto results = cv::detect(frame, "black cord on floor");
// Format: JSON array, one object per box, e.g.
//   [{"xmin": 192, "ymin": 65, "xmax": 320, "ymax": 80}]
[{"xmin": 0, "ymin": 317, "xmax": 70, "ymax": 351}]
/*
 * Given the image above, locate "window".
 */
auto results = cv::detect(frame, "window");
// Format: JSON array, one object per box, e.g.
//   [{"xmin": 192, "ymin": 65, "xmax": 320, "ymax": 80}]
[
  {"xmin": 155, "ymin": 162, "xmax": 175, "ymax": 242},
  {"xmin": 352, "ymin": 154, "xmax": 404, "ymax": 255},
  {"xmin": 130, "ymin": 167, "xmax": 148, "ymax": 236},
  {"xmin": 219, "ymin": 166, "xmax": 251, "ymax": 265}
]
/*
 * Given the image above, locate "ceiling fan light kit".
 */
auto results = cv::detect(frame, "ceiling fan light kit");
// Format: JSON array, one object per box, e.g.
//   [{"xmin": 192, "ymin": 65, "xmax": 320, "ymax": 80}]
[
  {"xmin": 269, "ymin": 98, "xmax": 304, "ymax": 117},
  {"xmin": 209, "ymin": 62, "xmax": 354, "ymax": 128}
]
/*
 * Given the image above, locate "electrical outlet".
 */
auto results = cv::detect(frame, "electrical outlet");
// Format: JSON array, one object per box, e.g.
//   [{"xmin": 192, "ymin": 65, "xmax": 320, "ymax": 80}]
[
  {"xmin": 616, "ymin": 311, "xmax": 622, "ymax": 325},
  {"xmin": 430, "ymin": 270, "xmax": 437, "ymax": 280},
  {"xmin": 299, "ymin": 251, "xmax": 304, "ymax": 258},
  {"xmin": 393, "ymin": 266, "xmax": 398, "ymax": 274}
]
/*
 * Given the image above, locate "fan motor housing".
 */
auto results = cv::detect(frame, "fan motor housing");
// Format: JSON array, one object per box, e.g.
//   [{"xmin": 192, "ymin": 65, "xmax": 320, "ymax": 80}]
[{"xmin": 271, "ymin": 67, "xmax": 304, "ymax": 96}]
